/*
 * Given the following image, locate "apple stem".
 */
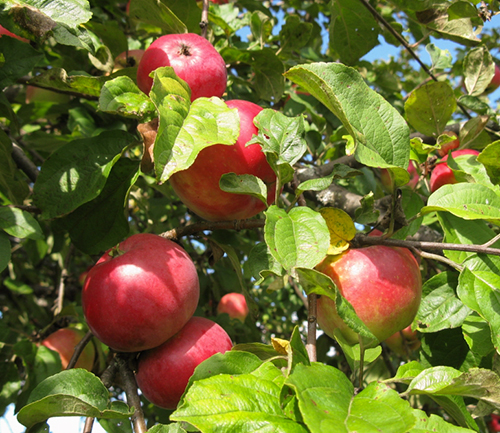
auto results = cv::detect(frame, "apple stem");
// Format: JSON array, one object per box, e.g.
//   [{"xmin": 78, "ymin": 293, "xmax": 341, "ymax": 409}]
[
  {"xmin": 117, "ymin": 353, "xmax": 147, "ymax": 433},
  {"xmin": 306, "ymin": 293, "xmax": 317, "ymax": 362},
  {"xmin": 66, "ymin": 330, "xmax": 94, "ymax": 370}
]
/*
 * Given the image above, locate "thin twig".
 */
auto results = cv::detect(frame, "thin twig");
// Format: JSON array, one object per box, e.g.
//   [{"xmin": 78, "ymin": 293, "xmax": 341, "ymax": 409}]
[
  {"xmin": 67, "ymin": 330, "xmax": 94, "ymax": 370},
  {"xmin": 418, "ymin": 250, "xmax": 464, "ymax": 272},
  {"xmin": 117, "ymin": 353, "xmax": 147, "ymax": 433},
  {"xmin": 54, "ymin": 244, "xmax": 74, "ymax": 316},
  {"xmin": 482, "ymin": 233, "xmax": 500, "ymax": 248},
  {"xmin": 200, "ymin": 0, "xmax": 209, "ymax": 39},
  {"xmin": 306, "ymin": 293, "xmax": 317, "ymax": 362},
  {"xmin": 11, "ymin": 142, "xmax": 39, "ymax": 182}
]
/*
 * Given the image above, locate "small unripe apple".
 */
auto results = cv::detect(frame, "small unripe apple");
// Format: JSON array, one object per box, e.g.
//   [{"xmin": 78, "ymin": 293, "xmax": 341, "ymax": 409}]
[
  {"xmin": 316, "ymin": 245, "xmax": 422, "ymax": 344},
  {"xmin": 429, "ymin": 149, "xmax": 480, "ymax": 193},
  {"xmin": 169, "ymin": 99, "xmax": 277, "ymax": 221},
  {"xmin": 217, "ymin": 293, "xmax": 249, "ymax": 322},
  {"xmin": 42, "ymin": 328, "xmax": 95, "ymax": 370},
  {"xmin": 0, "ymin": 24, "xmax": 28, "ymax": 42},
  {"xmin": 380, "ymin": 161, "xmax": 419, "ymax": 192},
  {"xmin": 436, "ymin": 131, "xmax": 460, "ymax": 157},
  {"xmin": 113, "ymin": 49, "xmax": 145, "ymax": 71},
  {"xmin": 82, "ymin": 233, "xmax": 200, "ymax": 352},
  {"xmin": 136, "ymin": 316, "xmax": 233, "ymax": 409},
  {"xmin": 384, "ymin": 325, "xmax": 420, "ymax": 355},
  {"xmin": 136, "ymin": 33, "xmax": 227, "ymax": 101}
]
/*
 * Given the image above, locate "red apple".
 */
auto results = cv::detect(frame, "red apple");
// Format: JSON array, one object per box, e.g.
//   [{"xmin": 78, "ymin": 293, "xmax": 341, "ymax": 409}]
[
  {"xmin": 217, "ymin": 292, "xmax": 249, "ymax": 322},
  {"xmin": 82, "ymin": 233, "xmax": 200, "ymax": 352},
  {"xmin": 136, "ymin": 33, "xmax": 227, "ymax": 101},
  {"xmin": 0, "ymin": 24, "xmax": 28, "ymax": 42},
  {"xmin": 490, "ymin": 414, "xmax": 500, "ymax": 432},
  {"xmin": 169, "ymin": 99, "xmax": 277, "ymax": 221},
  {"xmin": 429, "ymin": 149, "xmax": 480, "ymax": 193},
  {"xmin": 113, "ymin": 49, "xmax": 145, "ymax": 71},
  {"xmin": 485, "ymin": 64, "xmax": 500, "ymax": 94},
  {"xmin": 380, "ymin": 161, "xmax": 419, "ymax": 192},
  {"xmin": 136, "ymin": 316, "xmax": 233, "ymax": 409},
  {"xmin": 42, "ymin": 328, "xmax": 95, "ymax": 371},
  {"xmin": 384, "ymin": 325, "xmax": 420, "ymax": 356},
  {"xmin": 436, "ymin": 130, "xmax": 460, "ymax": 157},
  {"xmin": 316, "ymin": 245, "xmax": 422, "ymax": 344},
  {"xmin": 209, "ymin": 0, "xmax": 229, "ymax": 3}
]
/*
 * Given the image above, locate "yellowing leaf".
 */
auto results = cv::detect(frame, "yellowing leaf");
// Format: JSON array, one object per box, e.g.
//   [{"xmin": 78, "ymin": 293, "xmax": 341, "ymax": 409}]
[
  {"xmin": 271, "ymin": 337, "xmax": 290, "ymax": 355},
  {"xmin": 320, "ymin": 208, "xmax": 356, "ymax": 255}
]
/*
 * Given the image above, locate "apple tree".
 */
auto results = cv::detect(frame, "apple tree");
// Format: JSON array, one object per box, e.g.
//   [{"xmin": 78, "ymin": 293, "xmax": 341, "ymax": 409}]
[{"xmin": 2, "ymin": 0, "xmax": 500, "ymax": 432}]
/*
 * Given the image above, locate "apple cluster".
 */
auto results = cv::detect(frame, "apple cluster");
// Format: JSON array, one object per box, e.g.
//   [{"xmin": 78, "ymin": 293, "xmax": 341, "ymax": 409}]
[
  {"xmin": 81, "ymin": 233, "xmax": 233, "ymax": 409},
  {"xmin": 136, "ymin": 33, "xmax": 277, "ymax": 222}
]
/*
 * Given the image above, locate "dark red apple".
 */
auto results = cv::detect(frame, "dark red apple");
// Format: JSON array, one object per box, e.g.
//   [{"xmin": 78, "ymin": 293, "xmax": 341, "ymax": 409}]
[
  {"xmin": 136, "ymin": 33, "xmax": 227, "ymax": 101},
  {"xmin": 384, "ymin": 325, "xmax": 420, "ymax": 356},
  {"xmin": 380, "ymin": 161, "xmax": 419, "ymax": 192},
  {"xmin": 436, "ymin": 131, "xmax": 460, "ymax": 157},
  {"xmin": 0, "ymin": 24, "xmax": 28, "ymax": 42},
  {"xmin": 429, "ymin": 149, "xmax": 480, "ymax": 193},
  {"xmin": 136, "ymin": 316, "xmax": 233, "ymax": 409},
  {"xmin": 217, "ymin": 292, "xmax": 249, "ymax": 322},
  {"xmin": 169, "ymin": 99, "xmax": 277, "ymax": 221},
  {"xmin": 82, "ymin": 233, "xmax": 200, "ymax": 352},
  {"xmin": 316, "ymin": 245, "xmax": 422, "ymax": 344},
  {"xmin": 42, "ymin": 328, "xmax": 95, "ymax": 370}
]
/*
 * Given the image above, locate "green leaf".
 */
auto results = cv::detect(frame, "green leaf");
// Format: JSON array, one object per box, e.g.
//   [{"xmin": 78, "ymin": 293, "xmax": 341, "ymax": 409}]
[
  {"xmin": 0, "ymin": 207, "xmax": 43, "ymax": 240},
  {"xmin": 172, "ymin": 363, "xmax": 308, "ymax": 432},
  {"xmin": 17, "ymin": 369, "xmax": 133, "ymax": 428},
  {"xmin": 55, "ymin": 158, "xmax": 140, "ymax": 255},
  {"xmin": 278, "ymin": 15, "xmax": 313, "ymax": 56},
  {"xmin": 246, "ymin": 241, "xmax": 284, "ymax": 284},
  {"xmin": 146, "ymin": 424, "xmax": 187, "ymax": 433},
  {"xmin": 128, "ymin": 0, "xmax": 187, "ymax": 33},
  {"xmin": 462, "ymin": 314, "xmax": 494, "ymax": 358},
  {"xmin": 416, "ymin": 272, "xmax": 471, "ymax": 333},
  {"xmin": 33, "ymin": 130, "xmax": 135, "ymax": 220},
  {"xmin": 150, "ymin": 68, "xmax": 239, "ymax": 183},
  {"xmin": 477, "ymin": 140, "xmax": 500, "ymax": 185},
  {"xmin": 391, "ymin": 361, "xmax": 426, "ymax": 384},
  {"xmin": 422, "ymin": 183, "xmax": 500, "ymax": 224},
  {"xmin": 219, "ymin": 173, "xmax": 268, "ymax": 206},
  {"xmin": 0, "ymin": 231, "xmax": 10, "ymax": 273},
  {"xmin": 405, "ymin": 81, "xmax": 457, "ymax": 136},
  {"xmin": 286, "ymin": 363, "xmax": 415, "ymax": 433},
  {"xmin": 284, "ymin": 63, "xmax": 410, "ymax": 185},
  {"xmin": 410, "ymin": 409, "xmax": 476, "ymax": 433},
  {"xmin": 264, "ymin": 205, "xmax": 329, "ymax": 273},
  {"xmin": 296, "ymin": 165, "xmax": 362, "ymax": 196},
  {"xmin": 425, "ymin": 43, "xmax": 453, "ymax": 70},
  {"xmin": 329, "ymin": 0, "xmax": 379, "ymax": 65},
  {"xmin": 99, "ymin": 76, "xmax": 156, "ymax": 119},
  {"xmin": 463, "ymin": 46, "xmax": 495, "ymax": 96},
  {"xmin": 0, "ymin": 37, "xmax": 44, "ymax": 88}
]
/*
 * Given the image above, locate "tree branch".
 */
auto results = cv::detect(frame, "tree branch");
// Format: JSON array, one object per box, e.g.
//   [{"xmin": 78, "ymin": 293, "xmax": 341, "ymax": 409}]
[
  {"xmin": 67, "ymin": 330, "xmax": 94, "ymax": 370},
  {"xmin": 11, "ymin": 142, "xmax": 39, "ymax": 183},
  {"xmin": 200, "ymin": 0, "xmax": 209, "ymax": 38}
]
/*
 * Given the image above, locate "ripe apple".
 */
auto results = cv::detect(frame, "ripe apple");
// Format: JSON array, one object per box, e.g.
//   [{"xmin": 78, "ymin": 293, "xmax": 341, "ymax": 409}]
[
  {"xmin": 42, "ymin": 328, "xmax": 95, "ymax": 370},
  {"xmin": 429, "ymin": 149, "xmax": 480, "ymax": 193},
  {"xmin": 113, "ymin": 49, "xmax": 145, "ymax": 71},
  {"xmin": 436, "ymin": 130, "xmax": 460, "ymax": 157},
  {"xmin": 169, "ymin": 99, "xmax": 277, "ymax": 221},
  {"xmin": 490, "ymin": 414, "xmax": 500, "ymax": 432},
  {"xmin": 217, "ymin": 292, "xmax": 249, "ymax": 322},
  {"xmin": 384, "ymin": 325, "xmax": 420, "ymax": 356},
  {"xmin": 485, "ymin": 64, "xmax": 500, "ymax": 94},
  {"xmin": 316, "ymin": 245, "xmax": 422, "ymax": 344},
  {"xmin": 136, "ymin": 33, "xmax": 227, "ymax": 101},
  {"xmin": 136, "ymin": 316, "xmax": 233, "ymax": 409},
  {"xmin": 82, "ymin": 233, "xmax": 200, "ymax": 352},
  {"xmin": 380, "ymin": 161, "xmax": 419, "ymax": 192},
  {"xmin": 0, "ymin": 24, "xmax": 28, "ymax": 42},
  {"xmin": 209, "ymin": 0, "xmax": 229, "ymax": 3}
]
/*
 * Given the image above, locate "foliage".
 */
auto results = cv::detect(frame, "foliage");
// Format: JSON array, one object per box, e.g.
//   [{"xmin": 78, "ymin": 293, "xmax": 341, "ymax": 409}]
[{"xmin": 1, "ymin": 0, "xmax": 500, "ymax": 432}]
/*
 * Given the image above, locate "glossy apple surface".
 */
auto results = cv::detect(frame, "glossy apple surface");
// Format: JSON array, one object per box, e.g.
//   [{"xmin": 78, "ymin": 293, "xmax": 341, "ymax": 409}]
[
  {"xmin": 429, "ymin": 149, "xmax": 480, "ymax": 193},
  {"xmin": 380, "ymin": 161, "xmax": 418, "ymax": 192},
  {"xmin": 316, "ymin": 245, "xmax": 422, "ymax": 344},
  {"xmin": 437, "ymin": 131, "xmax": 460, "ymax": 157},
  {"xmin": 136, "ymin": 316, "xmax": 233, "ymax": 409},
  {"xmin": 82, "ymin": 233, "xmax": 200, "ymax": 352},
  {"xmin": 384, "ymin": 325, "xmax": 420, "ymax": 355},
  {"xmin": 136, "ymin": 33, "xmax": 227, "ymax": 101},
  {"xmin": 217, "ymin": 292, "xmax": 249, "ymax": 322},
  {"xmin": 42, "ymin": 328, "xmax": 95, "ymax": 370},
  {"xmin": 169, "ymin": 99, "xmax": 277, "ymax": 221}
]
